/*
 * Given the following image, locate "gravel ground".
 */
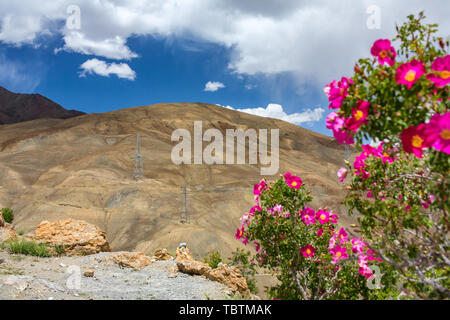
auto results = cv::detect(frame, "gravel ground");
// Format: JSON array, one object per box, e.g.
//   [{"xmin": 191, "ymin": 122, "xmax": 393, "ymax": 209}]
[{"xmin": 0, "ymin": 250, "xmax": 233, "ymax": 300}]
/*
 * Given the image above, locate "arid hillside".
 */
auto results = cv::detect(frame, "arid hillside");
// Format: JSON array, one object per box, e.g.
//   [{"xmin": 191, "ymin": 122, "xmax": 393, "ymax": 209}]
[{"xmin": 0, "ymin": 102, "xmax": 354, "ymax": 258}]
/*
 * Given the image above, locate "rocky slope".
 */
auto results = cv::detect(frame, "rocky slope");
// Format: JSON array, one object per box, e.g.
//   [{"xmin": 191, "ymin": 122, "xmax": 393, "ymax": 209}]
[
  {"xmin": 0, "ymin": 86, "xmax": 85, "ymax": 125},
  {"xmin": 0, "ymin": 102, "xmax": 355, "ymax": 258},
  {"xmin": 0, "ymin": 250, "xmax": 233, "ymax": 300}
]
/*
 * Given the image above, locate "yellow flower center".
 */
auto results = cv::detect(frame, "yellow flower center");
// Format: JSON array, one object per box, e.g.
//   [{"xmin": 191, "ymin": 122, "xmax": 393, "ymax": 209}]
[
  {"xmin": 354, "ymin": 110, "xmax": 364, "ymax": 121},
  {"xmin": 336, "ymin": 252, "xmax": 342, "ymax": 257},
  {"xmin": 340, "ymin": 88, "xmax": 345, "ymax": 96},
  {"xmin": 405, "ymin": 70, "xmax": 417, "ymax": 82},
  {"xmin": 441, "ymin": 70, "xmax": 450, "ymax": 80},
  {"xmin": 379, "ymin": 50, "xmax": 387, "ymax": 58},
  {"xmin": 291, "ymin": 181, "xmax": 297, "ymax": 186},
  {"xmin": 306, "ymin": 249, "xmax": 311, "ymax": 255},
  {"xmin": 412, "ymin": 135, "xmax": 423, "ymax": 148},
  {"xmin": 305, "ymin": 215, "xmax": 309, "ymax": 219},
  {"xmin": 320, "ymin": 214, "xmax": 326, "ymax": 220},
  {"xmin": 383, "ymin": 152, "xmax": 389, "ymax": 158},
  {"xmin": 441, "ymin": 129, "xmax": 450, "ymax": 140}
]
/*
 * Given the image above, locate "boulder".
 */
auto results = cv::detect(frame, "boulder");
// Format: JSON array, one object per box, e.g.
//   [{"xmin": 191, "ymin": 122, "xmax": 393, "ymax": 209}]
[
  {"xmin": 0, "ymin": 227, "xmax": 16, "ymax": 242},
  {"xmin": 33, "ymin": 219, "xmax": 110, "ymax": 255},
  {"xmin": 112, "ymin": 252, "xmax": 152, "ymax": 270},
  {"xmin": 206, "ymin": 265, "xmax": 249, "ymax": 295},
  {"xmin": 175, "ymin": 246, "xmax": 211, "ymax": 276},
  {"xmin": 153, "ymin": 248, "xmax": 172, "ymax": 261}
]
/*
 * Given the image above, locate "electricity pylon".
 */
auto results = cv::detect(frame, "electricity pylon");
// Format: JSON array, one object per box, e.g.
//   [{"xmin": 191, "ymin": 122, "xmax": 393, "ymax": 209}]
[{"xmin": 133, "ymin": 133, "xmax": 145, "ymax": 181}]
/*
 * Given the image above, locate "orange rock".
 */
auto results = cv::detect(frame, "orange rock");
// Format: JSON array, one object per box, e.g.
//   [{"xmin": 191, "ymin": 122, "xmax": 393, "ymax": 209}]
[
  {"xmin": 33, "ymin": 219, "xmax": 110, "ymax": 255},
  {"xmin": 175, "ymin": 246, "xmax": 211, "ymax": 276},
  {"xmin": 113, "ymin": 252, "xmax": 152, "ymax": 270},
  {"xmin": 153, "ymin": 248, "xmax": 172, "ymax": 261},
  {"xmin": 206, "ymin": 265, "xmax": 249, "ymax": 295}
]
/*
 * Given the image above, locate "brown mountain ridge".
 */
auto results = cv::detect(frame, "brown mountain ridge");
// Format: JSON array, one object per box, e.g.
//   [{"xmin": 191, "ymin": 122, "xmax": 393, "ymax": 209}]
[
  {"xmin": 0, "ymin": 100, "xmax": 355, "ymax": 258},
  {"xmin": 0, "ymin": 86, "xmax": 85, "ymax": 125}
]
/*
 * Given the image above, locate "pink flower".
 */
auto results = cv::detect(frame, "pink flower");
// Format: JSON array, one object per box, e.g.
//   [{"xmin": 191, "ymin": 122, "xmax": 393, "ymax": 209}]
[
  {"xmin": 253, "ymin": 180, "xmax": 267, "ymax": 196},
  {"xmin": 423, "ymin": 112, "xmax": 450, "ymax": 155},
  {"xmin": 351, "ymin": 238, "xmax": 366, "ymax": 254},
  {"xmin": 235, "ymin": 227, "xmax": 244, "ymax": 240},
  {"xmin": 242, "ymin": 237, "xmax": 248, "ymax": 245},
  {"xmin": 328, "ymin": 233, "xmax": 337, "ymax": 250},
  {"xmin": 301, "ymin": 244, "xmax": 316, "ymax": 258},
  {"xmin": 359, "ymin": 266, "xmax": 374, "ymax": 278},
  {"xmin": 327, "ymin": 77, "xmax": 353, "ymax": 109},
  {"xmin": 249, "ymin": 205, "xmax": 261, "ymax": 216},
  {"xmin": 330, "ymin": 213, "xmax": 339, "ymax": 224},
  {"xmin": 317, "ymin": 228, "xmax": 324, "ymax": 237},
  {"xmin": 273, "ymin": 204, "xmax": 283, "ymax": 212},
  {"xmin": 371, "ymin": 39, "xmax": 396, "ymax": 66},
  {"xmin": 240, "ymin": 214, "xmax": 250, "ymax": 227},
  {"xmin": 300, "ymin": 207, "xmax": 316, "ymax": 226},
  {"xmin": 283, "ymin": 172, "xmax": 303, "ymax": 189},
  {"xmin": 367, "ymin": 250, "xmax": 382, "ymax": 262},
  {"xmin": 345, "ymin": 100, "xmax": 370, "ymax": 132},
  {"xmin": 338, "ymin": 228, "xmax": 349, "ymax": 244},
  {"xmin": 337, "ymin": 167, "xmax": 348, "ymax": 182},
  {"xmin": 395, "ymin": 59, "xmax": 426, "ymax": 89},
  {"xmin": 316, "ymin": 210, "xmax": 330, "ymax": 224},
  {"xmin": 426, "ymin": 55, "xmax": 450, "ymax": 87},
  {"xmin": 401, "ymin": 123, "xmax": 430, "ymax": 158},
  {"xmin": 326, "ymin": 112, "xmax": 355, "ymax": 145},
  {"xmin": 330, "ymin": 244, "xmax": 348, "ymax": 263}
]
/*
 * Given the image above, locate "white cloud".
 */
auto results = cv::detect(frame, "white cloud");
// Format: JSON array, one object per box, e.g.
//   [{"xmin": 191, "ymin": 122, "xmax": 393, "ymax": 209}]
[
  {"xmin": 0, "ymin": 1, "xmax": 448, "ymax": 86},
  {"xmin": 79, "ymin": 58, "xmax": 136, "ymax": 80},
  {"xmin": 61, "ymin": 32, "xmax": 138, "ymax": 60},
  {"xmin": 222, "ymin": 103, "xmax": 325, "ymax": 126},
  {"xmin": 204, "ymin": 81, "xmax": 225, "ymax": 92}
]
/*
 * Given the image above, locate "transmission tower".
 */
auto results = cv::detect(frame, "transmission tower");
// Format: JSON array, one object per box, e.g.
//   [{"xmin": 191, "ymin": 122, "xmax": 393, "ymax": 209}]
[
  {"xmin": 181, "ymin": 182, "xmax": 189, "ymax": 223},
  {"xmin": 133, "ymin": 133, "xmax": 145, "ymax": 181}
]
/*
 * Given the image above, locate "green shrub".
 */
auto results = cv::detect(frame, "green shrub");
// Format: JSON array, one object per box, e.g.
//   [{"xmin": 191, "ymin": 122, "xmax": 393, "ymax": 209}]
[
  {"xmin": 6, "ymin": 238, "xmax": 51, "ymax": 257},
  {"xmin": 204, "ymin": 251, "xmax": 223, "ymax": 269},
  {"xmin": 1, "ymin": 208, "xmax": 13, "ymax": 224},
  {"xmin": 229, "ymin": 249, "xmax": 258, "ymax": 295}
]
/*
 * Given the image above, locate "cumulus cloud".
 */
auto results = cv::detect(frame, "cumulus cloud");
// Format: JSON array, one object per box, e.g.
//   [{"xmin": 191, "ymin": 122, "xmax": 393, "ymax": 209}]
[
  {"xmin": 222, "ymin": 103, "xmax": 325, "ymax": 126},
  {"xmin": 79, "ymin": 58, "xmax": 136, "ymax": 80},
  {"xmin": 0, "ymin": 1, "xmax": 448, "ymax": 85},
  {"xmin": 204, "ymin": 81, "xmax": 225, "ymax": 92}
]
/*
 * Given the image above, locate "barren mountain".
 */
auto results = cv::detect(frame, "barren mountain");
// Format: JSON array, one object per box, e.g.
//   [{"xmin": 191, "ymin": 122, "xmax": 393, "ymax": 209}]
[
  {"xmin": 0, "ymin": 86, "xmax": 85, "ymax": 125},
  {"xmin": 0, "ymin": 102, "xmax": 354, "ymax": 258}
]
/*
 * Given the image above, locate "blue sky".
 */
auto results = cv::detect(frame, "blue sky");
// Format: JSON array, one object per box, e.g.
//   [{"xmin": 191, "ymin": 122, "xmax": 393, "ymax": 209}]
[{"xmin": 0, "ymin": 1, "xmax": 448, "ymax": 137}]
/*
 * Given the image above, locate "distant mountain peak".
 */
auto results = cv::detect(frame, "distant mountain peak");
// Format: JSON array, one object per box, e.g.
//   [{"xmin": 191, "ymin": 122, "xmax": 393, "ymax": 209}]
[{"xmin": 0, "ymin": 85, "xmax": 85, "ymax": 125}]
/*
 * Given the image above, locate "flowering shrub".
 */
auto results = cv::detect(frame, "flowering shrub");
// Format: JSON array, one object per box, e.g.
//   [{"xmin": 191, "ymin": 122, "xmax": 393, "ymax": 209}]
[
  {"xmin": 236, "ymin": 173, "xmax": 398, "ymax": 300},
  {"xmin": 325, "ymin": 13, "xmax": 449, "ymax": 298}
]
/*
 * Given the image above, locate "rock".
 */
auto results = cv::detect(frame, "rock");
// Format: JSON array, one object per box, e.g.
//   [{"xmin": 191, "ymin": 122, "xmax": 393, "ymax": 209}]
[
  {"xmin": 175, "ymin": 246, "xmax": 211, "ymax": 276},
  {"xmin": 3, "ymin": 276, "xmax": 28, "ymax": 292},
  {"xmin": 206, "ymin": 265, "xmax": 249, "ymax": 296},
  {"xmin": 33, "ymin": 219, "xmax": 111, "ymax": 255},
  {"xmin": 0, "ymin": 227, "xmax": 16, "ymax": 242},
  {"xmin": 112, "ymin": 252, "xmax": 152, "ymax": 270},
  {"xmin": 153, "ymin": 248, "xmax": 172, "ymax": 261},
  {"xmin": 175, "ymin": 246, "xmax": 193, "ymax": 262},
  {"xmin": 84, "ymin": 270, "xmax": 95, "ymax": 277}
]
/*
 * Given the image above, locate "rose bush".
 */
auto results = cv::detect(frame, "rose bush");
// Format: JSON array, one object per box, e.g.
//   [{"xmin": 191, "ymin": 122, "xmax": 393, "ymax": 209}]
[
  {"xmin": 324, "ymin": 12, "xmax": 449, "ymax": 298},
  {"xmin": 235, "ymin": 173, "xmax": 398, "ymax": 300}
]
